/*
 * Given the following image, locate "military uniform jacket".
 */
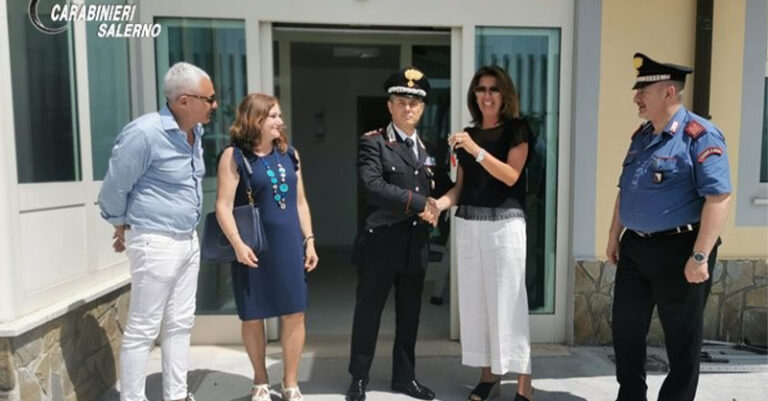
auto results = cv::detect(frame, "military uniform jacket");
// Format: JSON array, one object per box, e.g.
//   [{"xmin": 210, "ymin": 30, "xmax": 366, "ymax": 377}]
[
  {"xmin": 356, "ymin": 123, "xmax": 436, "ymax": 231},
  {"xmin": 618, "ymin": 106, "xmax": 731, "ymax": 233}
]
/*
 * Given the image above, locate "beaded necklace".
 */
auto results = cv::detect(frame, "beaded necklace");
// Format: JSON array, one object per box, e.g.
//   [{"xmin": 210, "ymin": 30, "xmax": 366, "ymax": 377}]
[{"xmin": 259, "ymin": 151, "xmax": 288, "ymax": 210}]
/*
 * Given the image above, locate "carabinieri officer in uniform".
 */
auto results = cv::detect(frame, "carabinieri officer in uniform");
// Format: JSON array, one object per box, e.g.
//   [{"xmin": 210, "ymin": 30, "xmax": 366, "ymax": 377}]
[
  {"xmin": 606, "ymin": 53, "xmax": 732, "ymax": 401},
  {"xmin": 346, "ymin": 67, "xmax": 440, "ymax": 401}
]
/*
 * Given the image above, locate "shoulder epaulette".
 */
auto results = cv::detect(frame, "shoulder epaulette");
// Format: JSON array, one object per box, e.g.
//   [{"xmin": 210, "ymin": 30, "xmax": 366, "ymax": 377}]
[
  {"xmin": 684, "ymin": 120, "xmax": 706, "ymax": 139},
  {"xmin": 362, "ymin": 128, "xmax": 384, "ymax": 138}
]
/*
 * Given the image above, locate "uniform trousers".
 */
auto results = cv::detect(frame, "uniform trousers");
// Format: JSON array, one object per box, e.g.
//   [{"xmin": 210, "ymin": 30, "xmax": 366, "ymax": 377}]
[
  {"xmin": 349, "ymin": 219, "xmax": 430, "ymax": 383},
  {"xmin": 612, "ymin": 229, "xmax": 717, "ymax": 401},
  {"xmin": 121, "ymin": 229, "xmax": 200, "ymax": 401},
  {"xmin": 455, "ymin": 217, "xmax": 531, "ymax": 375}
]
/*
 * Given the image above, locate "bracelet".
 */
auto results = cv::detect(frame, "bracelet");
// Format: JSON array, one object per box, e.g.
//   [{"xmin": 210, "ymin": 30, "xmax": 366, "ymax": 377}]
[
  {"xmin": 303, "ymin": 235, "xmax": 315, "ymax": 246},
  {"xmin": 475, "ymin": 149, "xmax": 486, "ymax": 163}
]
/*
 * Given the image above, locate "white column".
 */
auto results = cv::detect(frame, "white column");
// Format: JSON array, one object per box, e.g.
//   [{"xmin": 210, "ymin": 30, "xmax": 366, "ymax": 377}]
[{"xmin": 0, "ymin": 0, "xmax": 22, "ymax": 323}]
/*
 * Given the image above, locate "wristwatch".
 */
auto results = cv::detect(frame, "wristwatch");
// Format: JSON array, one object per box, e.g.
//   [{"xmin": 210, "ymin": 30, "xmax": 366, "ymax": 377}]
[
  {"xmin": 475, "ymin": 149, "xmax": 486, "ymax": 163},
  {"xmin": 692, "ymin": 251, "xmax": 707, "ymax": 264}
]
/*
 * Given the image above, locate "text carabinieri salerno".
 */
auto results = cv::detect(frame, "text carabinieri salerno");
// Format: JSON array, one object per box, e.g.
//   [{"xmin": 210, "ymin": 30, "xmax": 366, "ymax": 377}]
[{"xmin": 50, "ymin": 4, "xmax": 161, "ymax": 38}]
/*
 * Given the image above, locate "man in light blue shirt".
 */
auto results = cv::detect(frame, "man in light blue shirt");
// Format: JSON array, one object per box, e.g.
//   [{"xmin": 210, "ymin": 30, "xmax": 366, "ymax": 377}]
[{"xmin": 99, "ymin": 61, "xmax": 217, "ymax": 401}]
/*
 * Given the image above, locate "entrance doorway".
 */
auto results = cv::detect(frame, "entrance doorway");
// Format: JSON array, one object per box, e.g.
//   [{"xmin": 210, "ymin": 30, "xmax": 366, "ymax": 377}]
[
  {"xmin": 273, "ymin": 26, "xmax": 453, "ymax": 340},
  {"xmin": 145, "ymin": 16, "xmax": 568, "ymax": 344}
]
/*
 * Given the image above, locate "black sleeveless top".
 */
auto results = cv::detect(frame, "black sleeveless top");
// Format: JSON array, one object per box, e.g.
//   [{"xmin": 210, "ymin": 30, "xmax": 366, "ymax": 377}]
[{"xmin": 455, "ymin": 118, "xmax": 532, "ymax": 220}]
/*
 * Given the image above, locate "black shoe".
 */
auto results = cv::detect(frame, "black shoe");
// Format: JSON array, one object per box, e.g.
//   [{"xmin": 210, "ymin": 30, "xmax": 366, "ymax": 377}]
[
  {"xmin": 468, "ymin": 379, "xmax": 500, "ymax": 401},
  {"xmin": 391, "ymin": 380, "xmax": 435, "ymax": 400},
  {"xmin": 346, "ymin": 378, "xmax": 368, "ymax": 401},
  {"xmin": 513, "ymin": 391, "xmax": 533, "ymax": 401}
]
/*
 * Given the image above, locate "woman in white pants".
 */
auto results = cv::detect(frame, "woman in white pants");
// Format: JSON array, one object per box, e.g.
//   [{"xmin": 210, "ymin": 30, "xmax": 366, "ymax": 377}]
[{"xmin": 434, "ymin": 65, "xmax": 533, "ymax": 401}]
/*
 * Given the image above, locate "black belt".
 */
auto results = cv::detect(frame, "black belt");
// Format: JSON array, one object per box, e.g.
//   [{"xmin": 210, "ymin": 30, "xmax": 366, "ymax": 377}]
[{"xmin": 631, "ymin": 223, "xmax": 700, "ymax": 238}]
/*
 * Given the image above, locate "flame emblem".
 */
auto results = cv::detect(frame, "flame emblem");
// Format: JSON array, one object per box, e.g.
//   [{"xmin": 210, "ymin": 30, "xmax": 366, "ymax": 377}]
[{"xmin": 404, "ymin": 68, "xmax": 423, "ymax": 88}]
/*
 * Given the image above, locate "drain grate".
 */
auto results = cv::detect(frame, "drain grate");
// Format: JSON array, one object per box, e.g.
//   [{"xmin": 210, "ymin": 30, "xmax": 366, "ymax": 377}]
[{"xmin": 700, "ymin": 340, "xmax": 768, "ymax": 373}]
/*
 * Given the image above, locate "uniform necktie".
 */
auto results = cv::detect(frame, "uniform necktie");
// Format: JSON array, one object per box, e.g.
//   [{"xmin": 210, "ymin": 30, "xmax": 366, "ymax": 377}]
[{"xmin": 404, "ymin": 137, "xmax": 418, "ymax": 159}]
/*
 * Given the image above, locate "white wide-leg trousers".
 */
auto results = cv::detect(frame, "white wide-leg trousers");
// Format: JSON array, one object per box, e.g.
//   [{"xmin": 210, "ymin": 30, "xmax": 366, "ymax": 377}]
[
  {"xmin": 120, "ymin": 229, "xmax": 200, "ymax": 401},
  {"xmin": 456, "ymin": 217, "xmax": 531, "ymax": 375}
]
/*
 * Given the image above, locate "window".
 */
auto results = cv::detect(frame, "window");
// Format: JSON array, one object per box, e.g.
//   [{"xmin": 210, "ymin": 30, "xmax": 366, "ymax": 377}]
[
  {"xmin": 8, "ymin": 0, "xmax": 80, "ymax": 183},
  {"xmin": 154, "ymin": 18, "xmax": 248, "ymax": 179},
  {"xmin": 734, "ymin": 0, "xmax": 768, "ymax": 225},
  {"xmin": 476, "ymin": 27, "xmax": 561, "ymax": 313},
  {"xmin": 154, "ymin": 18, "xmax": 247, "ymax": 314},
  {"xmin": 761, "ymin": 74, "xmax": 768, "ymax": 183},
  {"xmin": 87, "ymin": 0, "xmax": 132, "ymax": 181}
]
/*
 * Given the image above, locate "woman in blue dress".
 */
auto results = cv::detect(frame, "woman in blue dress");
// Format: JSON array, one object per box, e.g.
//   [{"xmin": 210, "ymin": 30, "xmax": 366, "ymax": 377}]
[{"xmin": 215, "ymin": 93, "xmax": 318, "ymax": 401}]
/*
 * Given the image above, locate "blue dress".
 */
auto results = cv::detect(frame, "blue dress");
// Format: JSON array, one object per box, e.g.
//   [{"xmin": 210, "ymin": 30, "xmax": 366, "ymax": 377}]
[{"xmin": 231, "ymin": 146, "xmax": 307, "ymax": 320}]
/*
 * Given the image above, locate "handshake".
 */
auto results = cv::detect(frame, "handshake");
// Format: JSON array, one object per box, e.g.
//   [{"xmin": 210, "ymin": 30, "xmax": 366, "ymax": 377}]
[{"xmin": 418, "ymin": 197, "xmax": 443, "ymax": 227}]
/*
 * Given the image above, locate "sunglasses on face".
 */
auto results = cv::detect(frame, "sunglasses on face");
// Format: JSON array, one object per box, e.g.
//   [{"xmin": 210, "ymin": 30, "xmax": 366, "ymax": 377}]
[
  {"xmin": 182, "ymin": 93, "xmax": 217, "ymax": 105},
  {"xmin": 474, "ymin": 86, "xmax": 501, "ymax": 95}
]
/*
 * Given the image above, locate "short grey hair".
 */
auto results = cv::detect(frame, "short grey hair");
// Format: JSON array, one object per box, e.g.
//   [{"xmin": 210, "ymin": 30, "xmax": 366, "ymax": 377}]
[
  {"xmin": 671, "ymin": 81, "xmax": 685, "ymax": 100},
  {"xmin": 163, "ymin": 62, "xmax": 210, "ymax": 101}
]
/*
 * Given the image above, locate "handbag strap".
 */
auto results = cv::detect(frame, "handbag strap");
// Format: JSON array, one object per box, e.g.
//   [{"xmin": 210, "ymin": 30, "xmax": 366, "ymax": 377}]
[{"xmin": 232, "ymin": 146, "xmax": 257, "ymax": 206}]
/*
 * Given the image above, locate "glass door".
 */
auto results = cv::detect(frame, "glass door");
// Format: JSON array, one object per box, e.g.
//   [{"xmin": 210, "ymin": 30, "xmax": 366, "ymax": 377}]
[
  {"xmin": 154, "ymin": 18, "xmax": 248, "ymax": 315},
  {"xmin": 271, "ymin": 27, "xmax": 452, "ymax": 340},
  {"xmin": 135, "ymin": 0, "xmax": 572, "ymax": 346},
  {"xmin": 475, "ymin": 27, "xmax": 561, "ymax": 315}
]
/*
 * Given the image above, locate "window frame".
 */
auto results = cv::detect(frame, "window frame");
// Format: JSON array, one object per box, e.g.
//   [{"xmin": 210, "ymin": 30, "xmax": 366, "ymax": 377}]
[
  {"xmin": 1, "ymin": 12, "xmax": 137, "ymax": 322},
  {"xmin": 735, "ymin": 0, "xmax": 768, "ymax": 225}
]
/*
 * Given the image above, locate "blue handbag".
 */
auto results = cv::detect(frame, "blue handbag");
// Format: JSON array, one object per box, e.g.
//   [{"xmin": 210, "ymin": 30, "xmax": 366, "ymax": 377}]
[{"xmin": 201, "ymin": 147, "xmax": 268, "ymax": 263}]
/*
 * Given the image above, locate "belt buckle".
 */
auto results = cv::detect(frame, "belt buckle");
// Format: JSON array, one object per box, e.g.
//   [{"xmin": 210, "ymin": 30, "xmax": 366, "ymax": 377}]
[{"xmin": 675, "ymin": 224, "xmax": 693, "ymax": 234}]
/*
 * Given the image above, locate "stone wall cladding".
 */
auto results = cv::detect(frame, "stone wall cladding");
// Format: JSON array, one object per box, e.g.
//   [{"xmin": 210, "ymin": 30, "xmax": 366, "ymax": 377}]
[
  {"xmin": 573, "ymin": 259, "xmax": 768, "ymax": 347},
  {"xmin": 0, "ymin": 286, "xmax": 129, "ymax": 401}
]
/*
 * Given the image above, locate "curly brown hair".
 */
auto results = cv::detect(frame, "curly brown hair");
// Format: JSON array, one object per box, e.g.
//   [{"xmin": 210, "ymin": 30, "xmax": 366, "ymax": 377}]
[
  {"xmin": 230, "ymin": 93, "xmax": 288, "ymax": 153},
  {"xmin": 467, "ymin": 65, "xmax": 520, "ymax": 125}
]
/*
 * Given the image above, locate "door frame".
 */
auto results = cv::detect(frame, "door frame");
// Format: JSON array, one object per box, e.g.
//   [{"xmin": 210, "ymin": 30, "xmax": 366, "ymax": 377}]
[
  {"xmin": 270, "ymin": 26, "xmax": 452, "ymax": 341},
  {"xmin": 135, "ymin": 0, "xmax": 573, "ymax": 344}
]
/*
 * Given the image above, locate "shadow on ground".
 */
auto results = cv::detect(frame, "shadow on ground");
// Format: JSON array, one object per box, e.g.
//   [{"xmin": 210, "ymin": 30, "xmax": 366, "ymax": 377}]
[{"xmin": 103, "ymin": 369, "xmax": 256, "ymax": 401}]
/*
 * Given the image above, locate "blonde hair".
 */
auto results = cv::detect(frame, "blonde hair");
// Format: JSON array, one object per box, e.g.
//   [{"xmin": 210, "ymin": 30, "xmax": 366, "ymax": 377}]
[{"xmin": 230, "ymin": 93, "xmax": 288, "ymax": 153}]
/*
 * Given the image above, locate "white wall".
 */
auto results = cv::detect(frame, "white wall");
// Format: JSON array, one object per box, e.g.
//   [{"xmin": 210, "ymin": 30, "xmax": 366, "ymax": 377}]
[{"xmin": 0, "ymin": 0, "xmax": 19, "ymax": 323}]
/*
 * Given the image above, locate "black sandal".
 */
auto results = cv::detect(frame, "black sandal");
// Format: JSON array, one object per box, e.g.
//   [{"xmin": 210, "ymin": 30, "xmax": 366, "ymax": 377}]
[
  {"xmin": 468, "ymin": 379, "xmax": 500, "ymax": 401},
  {"xmin": 512, "ymin": 389, "xmax": 534, "ymax": 401}
]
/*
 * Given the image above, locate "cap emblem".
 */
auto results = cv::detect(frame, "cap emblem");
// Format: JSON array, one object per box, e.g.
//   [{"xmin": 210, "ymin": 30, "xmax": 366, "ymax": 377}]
[
  {"xmin": 633, "ymin": 56, "xmax": 644, "ymax": 70},
  {"xmin": 404, "ymin": 68, "xmax": 424, "ymax": 88}
]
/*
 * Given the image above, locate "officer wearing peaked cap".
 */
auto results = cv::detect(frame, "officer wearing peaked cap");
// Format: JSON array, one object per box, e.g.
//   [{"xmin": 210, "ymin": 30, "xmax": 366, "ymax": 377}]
[
  {"xmin": 346, "ymin": 67, "xmax": 439, "ymax": 401},
  {"xmin": 631, "ymin": 52, "xmax": 693, "ymax": 89},
  {"xmin": 606, "ymin": 53, "xmax": 732, "ymax": 401}
]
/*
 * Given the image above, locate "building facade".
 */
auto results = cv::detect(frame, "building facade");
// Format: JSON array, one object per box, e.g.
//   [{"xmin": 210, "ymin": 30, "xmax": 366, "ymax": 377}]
[{"xmin": 0, "ymin": 0, "xmax": 765, "ymax": 400}]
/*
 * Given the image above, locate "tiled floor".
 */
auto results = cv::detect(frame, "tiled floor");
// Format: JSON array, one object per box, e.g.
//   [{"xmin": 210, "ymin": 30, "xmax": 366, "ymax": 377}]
[
  {"xmin": 100, "ymin": 344, "xmax": 768, "ymax": 401},
  {"xmin": 100, "ymin": 247, "xmax": 768, "ymax": 400}
]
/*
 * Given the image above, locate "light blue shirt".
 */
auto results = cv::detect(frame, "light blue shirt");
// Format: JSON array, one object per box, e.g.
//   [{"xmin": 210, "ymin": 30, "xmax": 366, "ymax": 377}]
[
  {"xmin": 618, "ymin": 106, "xmax": 731, "ymax": 233},
  {"xmin": 98, "ymin": 105, "xmax": 205, "ymax": 234}
]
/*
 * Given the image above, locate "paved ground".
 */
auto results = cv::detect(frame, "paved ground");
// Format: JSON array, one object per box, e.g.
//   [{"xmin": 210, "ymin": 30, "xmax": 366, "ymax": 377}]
[{"xmin": 100, "ymin": 341, "xmax": 768, "ymax": 401}]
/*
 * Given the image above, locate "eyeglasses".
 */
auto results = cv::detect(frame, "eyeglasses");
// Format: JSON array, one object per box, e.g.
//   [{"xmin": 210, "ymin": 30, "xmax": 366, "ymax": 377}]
[
  {"xmin": 473, "ymin": 86, "xmax": 501, "ymax": 95},
  {"xmin": 182, "ymin": 93, "xmax": 217, "ymax": 105}
]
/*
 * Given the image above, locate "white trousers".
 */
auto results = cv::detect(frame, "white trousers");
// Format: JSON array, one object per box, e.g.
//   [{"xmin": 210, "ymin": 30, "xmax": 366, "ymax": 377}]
[
  {"xmin": 120, "ymin": 229, "xmax": 200, "ymax": 401},
  {"xmin": 456, "ymin": 217, "xmax": 531, "ymax": 375}
]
